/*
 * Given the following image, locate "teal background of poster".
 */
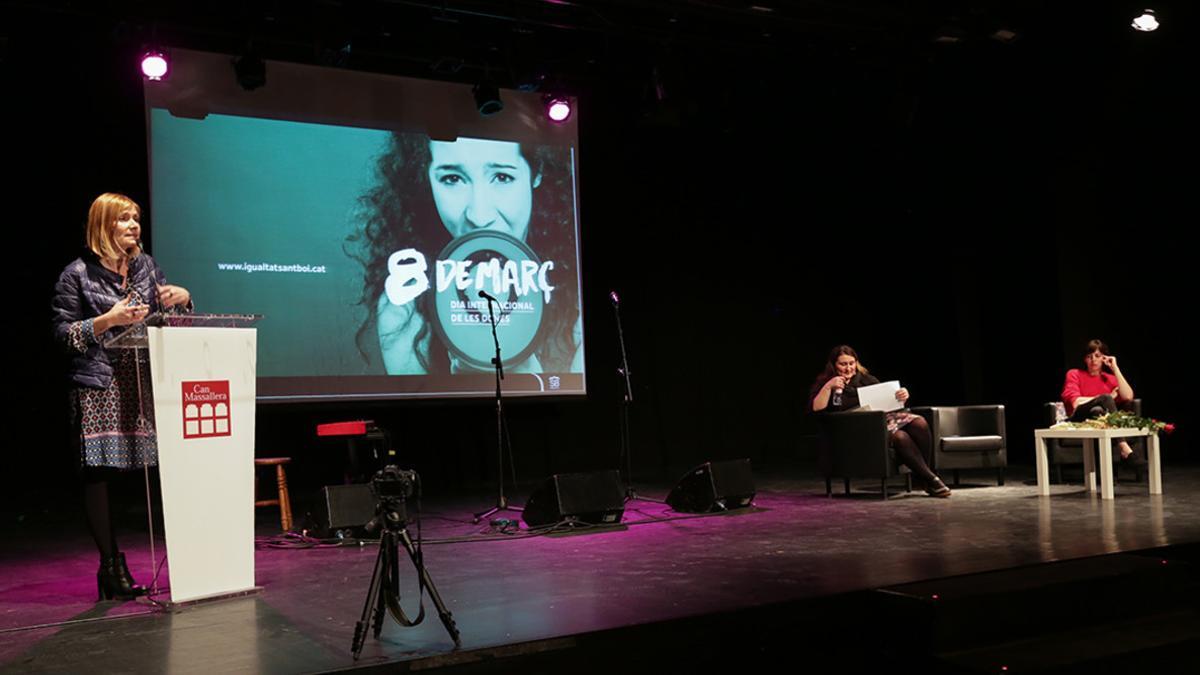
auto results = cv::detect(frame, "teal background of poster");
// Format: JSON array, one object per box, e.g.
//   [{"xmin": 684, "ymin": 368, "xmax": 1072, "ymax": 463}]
[{"xmin": 150, "ymin": 110, "xmax": 384, "ymax": 376}]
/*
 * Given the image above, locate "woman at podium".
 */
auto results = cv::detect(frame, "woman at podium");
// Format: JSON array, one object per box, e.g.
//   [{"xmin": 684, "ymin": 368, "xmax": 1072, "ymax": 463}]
[{"xmin": 51, "ymin": 192, "xmax": 192, "ymax": 600}]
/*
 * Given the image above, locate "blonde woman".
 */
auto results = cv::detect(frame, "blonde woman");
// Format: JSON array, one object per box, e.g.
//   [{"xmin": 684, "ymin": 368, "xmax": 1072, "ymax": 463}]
[{"xmin": 51, "ymin": 192, "xmax": 191, "ymax": 600}]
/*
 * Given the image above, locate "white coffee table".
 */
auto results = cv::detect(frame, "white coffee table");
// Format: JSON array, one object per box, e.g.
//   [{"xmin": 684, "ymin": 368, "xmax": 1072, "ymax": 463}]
[{"xmin": 1034, "ymin": 427, "xmax": 1162, "ymax": 500}]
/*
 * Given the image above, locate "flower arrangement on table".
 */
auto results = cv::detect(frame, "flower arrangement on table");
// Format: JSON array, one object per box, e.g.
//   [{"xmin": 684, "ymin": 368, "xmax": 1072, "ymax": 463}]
[{"xmin": 1052, "ymin": 410, "xmax": 1176, "ymax": 434}]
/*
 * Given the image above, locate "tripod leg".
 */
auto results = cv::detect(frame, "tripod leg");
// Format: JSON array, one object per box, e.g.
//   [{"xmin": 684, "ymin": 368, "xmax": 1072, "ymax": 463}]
[
  {"xmin": 371, "ymin": 531, "xmax": 395, "ymax": 639},
  {"xmin": 473, "ymin": 505, "xmax": 501, "ymax": 524},
  {"xmin": 389, "ymin": 530, "xmax": 402, "ymax": 606},
  {"xmin": 352, "ymin": 532, "xmax": 389, "ymax": 659},
  {"xmin": 399, "ymin": 530, "xmax": 462, "ymax": 647}
]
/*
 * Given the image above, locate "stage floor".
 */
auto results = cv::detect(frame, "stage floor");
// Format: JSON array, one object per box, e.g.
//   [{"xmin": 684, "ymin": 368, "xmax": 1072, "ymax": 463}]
[{"xmin": 3, "ymin": 466, "xmax": 1200, "ymax": 673}]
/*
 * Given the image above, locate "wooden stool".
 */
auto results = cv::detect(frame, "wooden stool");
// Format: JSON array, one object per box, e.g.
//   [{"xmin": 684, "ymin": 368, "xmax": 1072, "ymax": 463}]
[{"xmin": 254, "ymin": 457, "xmax": 293, "ymax": 532}]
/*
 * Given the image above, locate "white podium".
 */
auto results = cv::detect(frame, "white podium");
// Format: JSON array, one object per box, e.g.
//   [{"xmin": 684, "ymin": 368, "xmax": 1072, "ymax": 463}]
[{"xmin": 109, "ymin": 313, "xmax": 261, "ymax": 603}]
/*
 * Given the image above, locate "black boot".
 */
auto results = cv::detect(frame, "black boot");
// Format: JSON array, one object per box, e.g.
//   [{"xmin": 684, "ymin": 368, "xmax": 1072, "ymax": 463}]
[
  {"xmin": 115, "ymin": 552, "xmax": 148, "ymax": 596},
  {"xmin": 97, "ymin": 556, "xmax": 122, "ymax": 600},
  {"xmin": 97, "ymin": 553, "xmax": 147, "ymax": 601}
]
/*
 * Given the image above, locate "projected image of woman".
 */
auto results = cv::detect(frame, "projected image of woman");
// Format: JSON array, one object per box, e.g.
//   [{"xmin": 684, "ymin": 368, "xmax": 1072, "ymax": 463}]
[
  {"xmin": 810, "ymin": 345, "xmax": 952, "ymax": 498},
  {"xmin": 51, "ymin": 192, "xmax": 192, "ymax": 600},
  {"xmin": 351, "ymin": 134, "xmax": 581, "ymax": 375}
]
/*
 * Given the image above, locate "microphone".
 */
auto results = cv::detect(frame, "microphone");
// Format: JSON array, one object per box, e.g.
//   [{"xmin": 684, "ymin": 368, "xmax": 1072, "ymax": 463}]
[
  {"xmin": 478, "ymin": 290, "xmax": 498, "ymax": 302},
  {"xmin": 609, "ymin": 290, "xmax": 620, "ymax": 306},
  {"xmin": 137, "ymin": 240, "xmax": 164, "ymax": 314}
]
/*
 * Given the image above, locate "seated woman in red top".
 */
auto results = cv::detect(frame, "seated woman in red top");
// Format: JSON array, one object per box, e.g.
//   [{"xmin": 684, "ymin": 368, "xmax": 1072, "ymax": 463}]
[
  {"xmin": 1061, "ymin": 338, "xmax": 1141, "ymax": 464},
  {"xmin": 810, "ymin": 345, "xmax": 951, "ymax": 497}
]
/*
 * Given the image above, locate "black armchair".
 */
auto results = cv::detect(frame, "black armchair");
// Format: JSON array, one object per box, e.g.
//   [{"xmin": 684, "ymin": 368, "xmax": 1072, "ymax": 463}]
[
  {"xmin": 912, "ymin": 405, "xmax": 1007, "ymax": 487},
  {"xmin": 1042, "ymin": 399, "xmax": 1144, "ymax": 483},
  {"xmin": 816, "ymin": 410, "xmax": 912, "ymax": 500}
]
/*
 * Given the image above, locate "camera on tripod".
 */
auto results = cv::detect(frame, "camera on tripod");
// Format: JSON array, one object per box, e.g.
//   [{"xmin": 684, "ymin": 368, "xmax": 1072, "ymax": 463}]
[
  {"xmin": 370, "ymin": 465, "xmax": 417, "ymax": 500},
  {"xmin": 352, "ymin": 463, "xmax": 461, "ymax": 657},
  {"xmin": 366, "ymin": 466, "xmax": 419, "ymax": 534}
]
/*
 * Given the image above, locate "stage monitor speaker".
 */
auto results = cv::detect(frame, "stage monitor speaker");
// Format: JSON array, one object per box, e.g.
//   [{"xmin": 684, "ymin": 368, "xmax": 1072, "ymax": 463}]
[
  {"xmin": 666, "ymin": 459, "xmax": 755, "ymax": 513},
  {"xmin": 317, "ymin": 483, "xmax": 376, "ymax": 533},
  {"xmin": 522, "ymin": 470, "xmax": 625, "ymax": 527}
]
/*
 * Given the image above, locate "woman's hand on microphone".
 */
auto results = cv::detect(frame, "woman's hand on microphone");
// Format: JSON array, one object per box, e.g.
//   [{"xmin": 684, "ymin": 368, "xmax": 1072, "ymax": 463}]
[{"xmin": 826, "ymin": 376, "xmax": 848, "ymax": 391}]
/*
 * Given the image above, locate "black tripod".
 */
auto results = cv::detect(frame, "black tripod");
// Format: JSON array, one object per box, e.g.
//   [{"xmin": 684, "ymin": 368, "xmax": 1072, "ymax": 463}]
[
  {"xmin": 352, "ymin": 500, "xmax": 461, "ymax": 659},
  {"xmin": 473, "ymin": 291, "xmax": 523, "ymax": 524},
  {"xmin": 612, "ymin": 291, "xmax": 662, "ymax": 503}
]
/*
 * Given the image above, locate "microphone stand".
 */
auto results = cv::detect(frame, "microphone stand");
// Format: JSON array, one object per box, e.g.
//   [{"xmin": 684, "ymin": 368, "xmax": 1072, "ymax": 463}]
[
  {"xmin": 132, "ymin": 246, "xmax": 163, "ymax": 597},
  {"xmin": 473, "ymin": 293, "xmax": 523, "ymax": 523},
  {"xmin": 613, "ymin": 292, "xmax": 661, "ymax": 503}
]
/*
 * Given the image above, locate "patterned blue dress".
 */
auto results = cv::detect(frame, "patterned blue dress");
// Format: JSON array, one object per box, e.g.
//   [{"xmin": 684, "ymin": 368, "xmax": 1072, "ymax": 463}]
[{"xmin": 67, "ymin": 288, "xmax": 158, "ymax": 469}]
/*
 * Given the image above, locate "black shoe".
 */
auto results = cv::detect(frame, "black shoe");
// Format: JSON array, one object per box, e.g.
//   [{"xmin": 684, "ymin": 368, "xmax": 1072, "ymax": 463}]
[
  {"xmin": 924, "ymin": 477, "xmax": 952, "ymax": 498},
  {"xmin": 1120, "ymin": 452, "xmax": 1148, "ymax": 467},
  {"xmin": 97, "ymin": 553, "xmax": 148, "ymax": 601}
]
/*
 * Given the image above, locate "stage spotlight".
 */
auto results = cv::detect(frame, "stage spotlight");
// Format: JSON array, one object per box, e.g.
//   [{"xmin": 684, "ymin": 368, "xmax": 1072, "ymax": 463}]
[
  {"xmin": 989, "ymin": 29, "xmax": 1019, "ymax": 43},
  {"xmin": 140, "ymin": 48, "xmax": 169, "ymax": 81},
  {"xmin": 543, "ymin": 95, "xmax": 572, "ymax": 123},
  {"xmin": 472, "ymin": 80, "xmax": 503, "ymax": 116},
  {"xmin": 1131, "ymin": 9, "xmax": 1159, "ymax": 32},
  {"xmin": 233, "ymin": 48, "xmax": 266, "ymax": 91}
]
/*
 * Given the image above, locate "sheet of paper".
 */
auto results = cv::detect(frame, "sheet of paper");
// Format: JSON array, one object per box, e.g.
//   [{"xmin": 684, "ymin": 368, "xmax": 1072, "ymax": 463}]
[{"xmin": 858, "ymin": 380, "xmax": 903, "ymax": 412}]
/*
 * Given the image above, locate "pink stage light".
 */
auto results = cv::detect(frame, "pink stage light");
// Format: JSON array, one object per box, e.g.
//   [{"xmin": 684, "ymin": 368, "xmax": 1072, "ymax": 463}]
[
  {"xmin": 141, "ymin": 50, "xmax": 169, "ymax": 81},
  {"xmin": 544, "ymin": 95, "xmax": 572, "ymax": 123},
  {"xmin": 1131, "ymin": 9, "xmax": 1159, "ymax": 32}
]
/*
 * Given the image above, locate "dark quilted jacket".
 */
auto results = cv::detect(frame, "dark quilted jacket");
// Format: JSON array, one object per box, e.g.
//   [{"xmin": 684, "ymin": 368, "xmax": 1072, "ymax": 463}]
[{"xmin": 51, "ymin": 251, "xmax": 169, "ymax": 389}]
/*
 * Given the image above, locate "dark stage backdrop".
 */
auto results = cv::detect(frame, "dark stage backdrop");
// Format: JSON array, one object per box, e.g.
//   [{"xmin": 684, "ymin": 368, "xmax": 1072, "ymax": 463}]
[{"xmin": 7, "ymin": 7, "xmax": 1194, "ymax": 513}]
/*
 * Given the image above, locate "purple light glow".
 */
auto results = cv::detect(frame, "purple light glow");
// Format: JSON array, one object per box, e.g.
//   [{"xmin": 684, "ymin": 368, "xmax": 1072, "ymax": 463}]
[
  {"xmin": 141, "ymin": 52, "xmax": 169, "ymax": 80},
  {"xmin": 546, "ymin": 98, "xmax": 571, "ymax": 123}
]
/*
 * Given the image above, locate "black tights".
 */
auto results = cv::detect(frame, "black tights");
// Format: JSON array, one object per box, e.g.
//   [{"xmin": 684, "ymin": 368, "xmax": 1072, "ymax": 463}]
[
  {"xmin": 1070, "ymin": 394, "xmax": 1134, "ymax": 457},
  {"xmin": 1070, "ymin": 393, "xmax": 1119, "ymax": 422},
  {"xmin": 83, "ymin": 468, "xmax": 121, "ymax": 561},
  {"xmin": 891, "ymin": 416, "xmax": 938, "ymax": 484}
]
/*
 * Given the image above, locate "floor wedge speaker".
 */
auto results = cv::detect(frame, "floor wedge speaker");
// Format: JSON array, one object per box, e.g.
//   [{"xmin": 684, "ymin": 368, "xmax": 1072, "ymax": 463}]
[
  {"xmin": 522, "ymin": 470, "xmax": 625, "ymax": 527},
  {"xmin": 666, "ymin": 459, "xmax": 755, "ymax": 513}
]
